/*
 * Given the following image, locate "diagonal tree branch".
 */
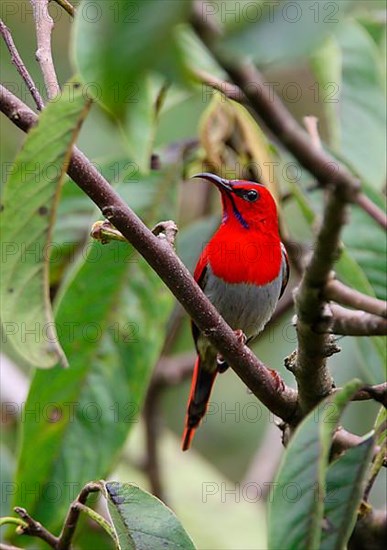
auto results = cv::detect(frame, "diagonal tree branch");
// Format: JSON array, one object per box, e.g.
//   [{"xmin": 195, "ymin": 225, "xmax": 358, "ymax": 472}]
[
  {"xmin": 349, "ymin": 383, "xmax": 387, "ymax": 407},
  {"xmin": 0, "ymin": 84, "xmax": 299, "ymax": 426},
  {"xmin": 194, "ymin": 65, "xmax": 387, "ymax": 230}
]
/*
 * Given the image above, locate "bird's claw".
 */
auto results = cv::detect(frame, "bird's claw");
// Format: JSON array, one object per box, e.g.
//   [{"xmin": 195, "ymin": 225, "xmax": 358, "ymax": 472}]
[
  {"xmin": 234, "ymin": 329, "xmax": 247, "ymax": 346},
  {"xmin": 216, "ymin": 329, "xmax": 246, "ymax": 372}
]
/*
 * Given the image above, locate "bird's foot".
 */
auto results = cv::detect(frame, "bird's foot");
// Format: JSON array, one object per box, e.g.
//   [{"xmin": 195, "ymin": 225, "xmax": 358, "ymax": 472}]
[
  {"xmin": 269, "ymin": 369, "xmax": 285, "ymax": 392},
  {"xmin": 234, "ymin": 329, "xmax": 247, "ymax": 346},
  {"xmin": 216, "ymin": 329, "xmax": 247, "ymax": 370}
]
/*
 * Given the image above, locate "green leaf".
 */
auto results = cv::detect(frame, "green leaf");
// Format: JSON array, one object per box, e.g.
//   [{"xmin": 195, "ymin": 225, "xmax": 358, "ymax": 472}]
[
  {"xmin": 73, "ymin": 0, "xmax": 191, "ymax": 116},
  {"xmin": 75, "ymin": 500, "xmax": 118, "ymax": 545},
  {"xmin": 175, "ymin": 25, "xmax": 226, "ymax": 79},
  {"xmin": 363, "ymin": 407, "xmax": 386, "ymax": 501},
  {"xmin": 103, "ymin": 481, "xmax": 196, "ymax": 550},
  {"xmin": 50, "ymin": 178, "xmax": 95, "ymax": 286},
  {"xmin": 267, "ymin": 380, "xmax": 362, "ymax": 550},
  {"xmin": 119, "ymin": 425, "xmax": 268, "ymax": 549},
  {"xmin": 12, "ymin": 167, "xmax": 178, "ymax": 532},
  {"xmin": 310, "ymin": 36, "xmax": 342, "ymax": 149},
  {"xmin": 340, "ymin": 202, "xmax": 386, "ymax": 383},
  {"xmin": 337, "ymin": 21, "xmax": 386, "ymax": 190},
  {"xmin": 222, "ymin": 0, "xmax": 352, "ymax": 66},
  {"xmin": 118, "ymin": 76, "xmax": 158, "ymax": 174},
  {"xmin": 342, "ymin": 204, "xmax": 386, "ymax": 300},
  {"xmin": 0, "ymin": 79, "xmax": 90, "ymax": 368},
  {"xmin": 320, "ymin": 435, "xmax": 374, "ymax": 550}
]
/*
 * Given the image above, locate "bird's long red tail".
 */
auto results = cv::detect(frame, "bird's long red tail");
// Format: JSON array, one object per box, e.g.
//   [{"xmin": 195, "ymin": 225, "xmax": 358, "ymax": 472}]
[{"xmin": 182, "ymin": 356, "xmax": 217, "ymax": 451}]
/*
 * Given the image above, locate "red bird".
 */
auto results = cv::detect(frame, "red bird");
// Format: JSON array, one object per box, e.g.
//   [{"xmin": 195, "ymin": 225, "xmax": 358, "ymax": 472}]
[{"xmin": 182, "ymin": 173, "xmax": 289, "ymax": 451}]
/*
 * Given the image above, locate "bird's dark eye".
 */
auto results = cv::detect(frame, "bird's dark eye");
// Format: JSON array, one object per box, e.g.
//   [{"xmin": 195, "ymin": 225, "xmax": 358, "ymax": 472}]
[{"xmin": 244, "ymin": 190, "xmax": 259, "ymax": 202}]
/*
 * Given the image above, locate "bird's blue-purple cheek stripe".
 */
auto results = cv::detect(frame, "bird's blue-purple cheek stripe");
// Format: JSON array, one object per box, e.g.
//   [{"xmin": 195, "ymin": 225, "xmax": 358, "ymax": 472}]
[{"xmin": 227, "ymin": 193, "xmax": 250, "ymax": 230}]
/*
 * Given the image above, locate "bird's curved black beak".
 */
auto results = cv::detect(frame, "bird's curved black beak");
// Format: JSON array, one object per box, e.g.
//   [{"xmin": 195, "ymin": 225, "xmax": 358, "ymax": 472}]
[{"xmin": 192, "ymin": 173, "xmax": 233, "ymax": 192}]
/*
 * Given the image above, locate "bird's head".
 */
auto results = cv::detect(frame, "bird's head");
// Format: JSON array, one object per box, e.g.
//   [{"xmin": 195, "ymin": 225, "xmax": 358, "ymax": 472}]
[{"xmin": 193, "ymin": 173, "xmax": 278, "ymax": 231}]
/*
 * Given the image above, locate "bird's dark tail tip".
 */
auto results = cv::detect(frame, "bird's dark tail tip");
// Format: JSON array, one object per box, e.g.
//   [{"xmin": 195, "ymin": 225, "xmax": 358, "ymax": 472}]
[
  {"xmin": 181, "ymin": 356, "xmax": 218, "ymax": 451},
  {"xmin": 181, "ymin": 426, "xmax": 196, "ymax": 451}
]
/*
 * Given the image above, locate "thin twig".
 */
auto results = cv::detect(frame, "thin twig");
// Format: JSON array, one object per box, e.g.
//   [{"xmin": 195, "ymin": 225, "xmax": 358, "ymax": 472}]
[
  {"xmin": 69, "ymin": 502, "xmax": 116, "ymax": 542},
  {"xmin": 331, "ymin": 427, "xmax": 365, "ymax": 455},
  {"xmin": 57, "ymin": 482, "xmax": 101, "ymax": 550},
  {"xmin": 331, "ymin": 304, "xmax": 387, "ymax": 336},
  {"xmin": 348, "ymin": 383, "xmax": 387, "ymax": 406},
  {"xmin": 52, "ymin": 0, "xmax": 75, "ymax": 17},
  {"xmin": 143, "ymin": 382, "xmax": 166, "ymax": 501},
  {"xmin": 30, "ymin": 0, "xmax": 60, "ymax": 100},
  {"xmin": 193, "ymin": 67, "xmax": 247, "ymax": 104},
  {"xmin": 13, "ymin": 507, "xmax": 58, "ymax": 548},
  {"xmin": 326, "ymin": 279, "xmax": 387, "ymax": 318},
  {"xmin": 356, "ymin": 192, "xmax": 387, "ymax": 230},
  {"xmin": 0, "ymin": 19, "xmax": 44, "ymax": 110}
]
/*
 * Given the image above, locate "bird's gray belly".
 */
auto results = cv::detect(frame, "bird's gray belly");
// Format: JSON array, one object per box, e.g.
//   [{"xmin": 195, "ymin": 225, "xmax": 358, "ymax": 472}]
[{"xmin": 204, "ymin": 267, "xmax": 283, "ymax": 340}]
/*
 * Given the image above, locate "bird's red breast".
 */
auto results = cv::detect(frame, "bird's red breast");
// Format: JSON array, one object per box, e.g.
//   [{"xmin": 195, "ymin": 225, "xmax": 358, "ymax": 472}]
[{"xmin": 196, "ymin": 228, "xmax": 283, "ymax": 286}]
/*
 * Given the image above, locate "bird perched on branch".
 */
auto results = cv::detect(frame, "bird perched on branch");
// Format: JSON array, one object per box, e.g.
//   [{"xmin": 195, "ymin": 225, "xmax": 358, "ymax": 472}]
[{"xmin": 182, "ymin": 173, "xmax": 289, "ymax": 451}]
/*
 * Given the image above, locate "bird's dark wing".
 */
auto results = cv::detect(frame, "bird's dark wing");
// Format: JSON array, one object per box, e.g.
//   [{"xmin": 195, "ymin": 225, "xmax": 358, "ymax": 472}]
[
  {"xmin": 191, "ymin": 254, "xmax": 209, "ymax": 351},
  {"xmin": 279, "ymin": 242, "xmax": 290, "ymax": 299}
]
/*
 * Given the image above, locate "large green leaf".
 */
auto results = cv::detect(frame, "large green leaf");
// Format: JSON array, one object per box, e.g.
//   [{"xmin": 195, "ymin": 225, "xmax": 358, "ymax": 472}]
[
  {"xmin": 336, "ymin": 21, "xmax": 386, "ymax": 190},
  {"xmin": 0, "ymin": 81, "xmax": 90, "ymax": 368},
  {"xmin": 119, "ymin": 76, "xmax": 158, "ymax": 174},
  {"xmin": 267, "ymin": 380, "xmax": 362, "ymax": 550},
  {"xmin": 342, "ymin": 204, "xmax": 386, "ymax": 301},
  {"xmin": 104, "ymin": 481, "xmax": 196, "ymax": 550},
  {"xmin": 310, "ymin": 36, "xmax": 342, "ymax": 149},
  {"xmin": 118, "ymin": 425, "xmax": 268, "ymax": 549},
  {"xmin": 73, "ymin": 0, "xmax": 191, "ymax": 116},
  {"xmin": 340, "ymin": 201, "xmax": 386, "ymax": 383},
  {"xmin": 222, "ymin": 0, "xmax": 353, "ymax": 66},
  {"xmin": 363, "ymin": 407, "xmax": 387, "ymax": 504},
  {"xmin": 12, "ymin": 167, "xmax": 178, "ymax": 532},
  {"xmin": 320, "ymin": 435, "xmax": 374, "ymax": 550},
  {"xmin": 311, "ymin": 21, "xmax": 386, "ymax": 190}
]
